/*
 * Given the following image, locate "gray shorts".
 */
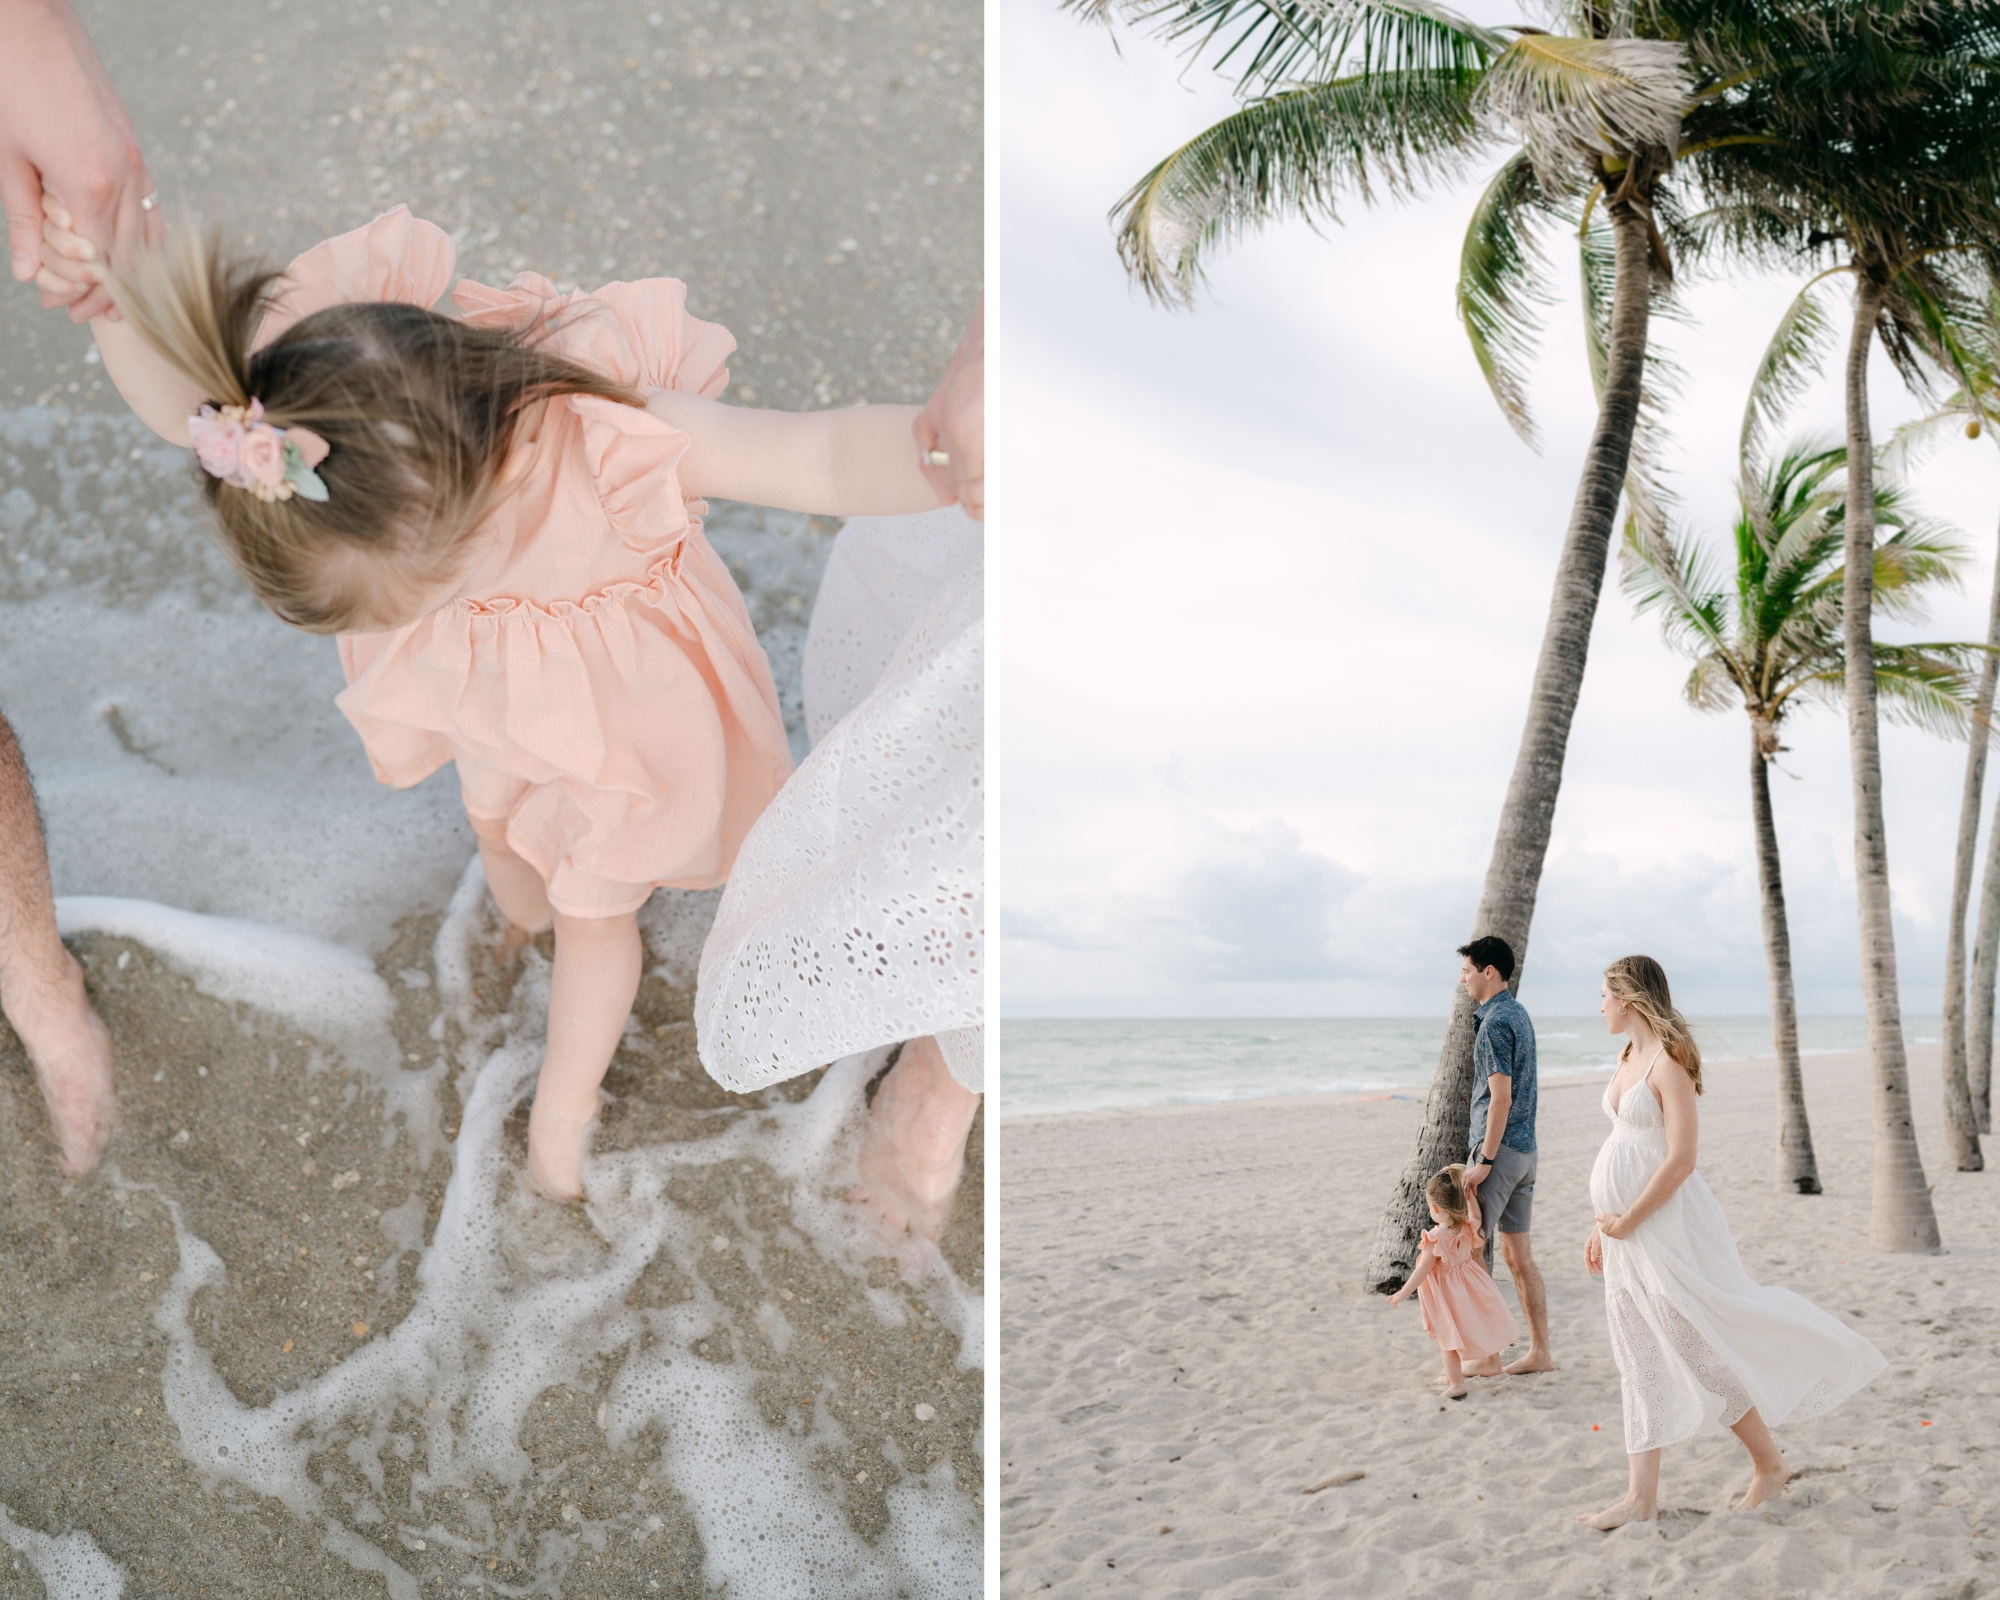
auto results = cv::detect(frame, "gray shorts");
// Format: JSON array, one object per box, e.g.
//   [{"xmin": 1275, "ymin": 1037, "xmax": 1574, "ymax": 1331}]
[{"xmin": 1472, "ymin": 1143, "xmax": 1536, "ymax": 1236}]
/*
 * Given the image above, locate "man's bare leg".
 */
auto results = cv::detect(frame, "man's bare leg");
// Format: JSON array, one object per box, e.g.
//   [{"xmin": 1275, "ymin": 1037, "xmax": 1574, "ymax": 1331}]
[
  {"xmin": 1578, "ymin": 1448, "xmax": 1660, "ymax": 1530},
  {"xmin": 850, "ymin": 1035, "xmax": 980, "ymax": 1240},
  {"xmin": 1499, "ymin": 1230, "xmax": 1555, "ymax": 1374},
  {"xmin": 0, "ymin": 712, "xmax": 114, "ymax": 1174},
  {"xmin": 1728, "ymin": 1408, "xmax": 1790, "ymax": 1509}
]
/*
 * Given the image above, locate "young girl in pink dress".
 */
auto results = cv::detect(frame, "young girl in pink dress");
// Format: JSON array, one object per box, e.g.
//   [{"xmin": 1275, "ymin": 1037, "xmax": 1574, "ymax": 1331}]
[
  {"xmin": 1387, "ymin": 1164, "xmax": 1521, "ymax": 1398},
  {"xmin": 40, "ymin": 201, "xmax": 948, "ymax": 1201}
]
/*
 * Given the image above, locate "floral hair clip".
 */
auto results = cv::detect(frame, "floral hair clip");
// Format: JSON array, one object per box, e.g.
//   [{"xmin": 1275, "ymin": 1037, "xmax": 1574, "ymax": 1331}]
[{"xmin": 188, "ymin": 400, "xmax": 330, "ymax": 503}]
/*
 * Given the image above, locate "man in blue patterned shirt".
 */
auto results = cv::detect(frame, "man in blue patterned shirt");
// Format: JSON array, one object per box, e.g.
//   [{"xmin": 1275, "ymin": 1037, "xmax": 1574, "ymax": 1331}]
[{"xmin": 1456, "ymin": 935, "xmax": 1554, "ymax": 1376}]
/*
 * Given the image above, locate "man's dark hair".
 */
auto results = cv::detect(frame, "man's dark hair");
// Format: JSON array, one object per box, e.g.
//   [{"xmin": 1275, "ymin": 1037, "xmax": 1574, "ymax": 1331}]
[{"xmin": 1457, "ymin": 935, "xmax": 1515, "ymax": 982}]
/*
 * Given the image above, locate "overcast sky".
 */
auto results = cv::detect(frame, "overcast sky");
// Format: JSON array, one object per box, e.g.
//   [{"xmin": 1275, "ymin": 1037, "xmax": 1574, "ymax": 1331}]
[{"xmin": 995, "ymin": 0, "xmax": 2000, "ymax": 1020}]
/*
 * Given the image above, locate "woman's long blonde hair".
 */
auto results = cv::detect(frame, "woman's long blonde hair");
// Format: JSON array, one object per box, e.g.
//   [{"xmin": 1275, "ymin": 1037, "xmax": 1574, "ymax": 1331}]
[
  {"xmin": 1604, "ymin": 954, "xmax": 1703, "ymax": 1094},
  {"xmin": 111, "ymin": 222, "xmax": 645, "ymax": 632}
]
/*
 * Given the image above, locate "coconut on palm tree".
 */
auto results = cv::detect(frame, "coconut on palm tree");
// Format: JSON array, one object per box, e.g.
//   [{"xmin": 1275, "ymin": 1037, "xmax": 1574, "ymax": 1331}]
[
  {"xmin": 1714, "ymin": 9, "xmax": 2000, "ymax": 1242},
  {"xmin": 1069, "ymin": 0, "xmax": 1847, "ymax": 1287},
  {"xmin": 1624, "ymin": 438, "xmax": 1976, "ymax": 1195}
]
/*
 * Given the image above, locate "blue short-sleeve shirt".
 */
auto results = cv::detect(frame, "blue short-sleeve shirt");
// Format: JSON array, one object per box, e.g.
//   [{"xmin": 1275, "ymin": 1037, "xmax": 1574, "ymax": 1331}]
[{"xmin": 1469, "ymin": 989, "xmax": 1538, "ymax": 1156}]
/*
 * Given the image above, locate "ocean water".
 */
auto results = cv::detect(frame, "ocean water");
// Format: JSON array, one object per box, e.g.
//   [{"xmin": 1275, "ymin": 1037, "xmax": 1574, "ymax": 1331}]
[{"xmin": 998, "ymin": 1014, "xmax": 1948, "ymax": 1118}]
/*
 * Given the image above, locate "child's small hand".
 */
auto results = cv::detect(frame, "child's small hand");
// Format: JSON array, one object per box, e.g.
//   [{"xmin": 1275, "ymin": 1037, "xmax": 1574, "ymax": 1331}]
[
  {"xmin": 35, "ymin": 194, "xmax": 108, "ymax": 314},
  {"xmin": 1386, "ymin": 1287, "xmax": 1406, "ymax": 1308}
]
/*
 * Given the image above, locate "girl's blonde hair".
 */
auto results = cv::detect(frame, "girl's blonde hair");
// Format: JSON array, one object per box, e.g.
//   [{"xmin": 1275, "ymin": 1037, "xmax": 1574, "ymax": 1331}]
[
  {"xmin": 1426, "ymin": 1164, "xmax": 1474, "ymax": 1229},
  {"xmin": 1604, "ymin": 954, "xmax": 1704, "ymax": 1093},
  {"xmin": 111, "ymin": 223, "xmax": 645, "ymax": 632}
]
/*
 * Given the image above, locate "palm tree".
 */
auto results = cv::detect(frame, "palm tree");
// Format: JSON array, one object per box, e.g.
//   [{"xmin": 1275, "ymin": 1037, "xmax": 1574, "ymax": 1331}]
[
  {"xmin": 1068, "ymin": 0, "xmax": 1844, "ymax": 1287},
  {"xmin": 1717, "ymin": 10, "xmax": 2000, "ymax": 1244},
  {"xmin": 1890, "ymin": 302, "xmax": 2000, "ymax": 1158},
  {"xmin": 1624, "ymin": 439, "xmax": 1975, "ymax": 1195}
]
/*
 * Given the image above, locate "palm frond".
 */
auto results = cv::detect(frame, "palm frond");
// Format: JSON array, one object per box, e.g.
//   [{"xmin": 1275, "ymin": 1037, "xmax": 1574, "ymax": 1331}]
[
  {"xmin": 1457, "ymin": 152, "xmax": 1557, "ymax": 445},
  {"xmin": 1684, "ymin": 651, "xmax": 1742, "ymax": 713},
  {"xmin": 1740, "ymin": 272, "xmax": 1841, "ymax": 469},
  {"xmin": 1477, "ymin": 33, "xmax": 1691, "ymax": 184},
  {"xmin": 1870, "ymin": 643, "xmax": 1985, "ymax": 740},
  {"xmin": 1111, "ymin": 68, "xmax": 1485, "ymax": 304},
  {"xmin": 1619, "ymin": 515, "xmax": 1729, "ymax": 658},
  {"xmin": 1066, "ymin": 0, "xmax": 1498, "ymax": 97}
]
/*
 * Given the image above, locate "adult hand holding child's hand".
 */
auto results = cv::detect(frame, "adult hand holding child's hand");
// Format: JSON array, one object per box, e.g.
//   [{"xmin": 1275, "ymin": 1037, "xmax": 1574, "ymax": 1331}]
[{"xmin": 0, "ymin": 0, "xmax": 160, "ymax": 320}]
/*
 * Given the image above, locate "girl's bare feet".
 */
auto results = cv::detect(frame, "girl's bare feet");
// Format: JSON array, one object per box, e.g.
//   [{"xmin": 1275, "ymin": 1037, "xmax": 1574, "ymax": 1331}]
[
  {"xmin": 1576, "ymin": 1495, "xmax": 1656, "ymax": 1531},
  {"xmin": 524, "ymin": 1084, "xmax": 597, "ymax": 1202},
  {"xmin": 7, "ymin": 952, "xmax": 116, "ymax": 1175},
  {"xmin": 850, "ymin": 1035, "xmax": 980, "ymax": 1240},
  {"xmin": 1734, "ymin": 1465, "xmax": 1791, "ymax": 1510}
]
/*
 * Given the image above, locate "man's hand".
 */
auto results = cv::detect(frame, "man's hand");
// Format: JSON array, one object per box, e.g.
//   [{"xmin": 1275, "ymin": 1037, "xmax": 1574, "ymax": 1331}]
[
  {"xmin": 913, "ymin": 296, "xmax": 982, "ymax": 520},
  {"xmin": 0, "ymin": 0, "xmax": 161, "ymax": 321}
]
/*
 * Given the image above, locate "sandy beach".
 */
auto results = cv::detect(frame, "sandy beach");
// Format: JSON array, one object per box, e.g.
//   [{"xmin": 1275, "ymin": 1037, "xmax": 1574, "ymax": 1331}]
[
  {"xmin": 1001, "ymin": 1047, "xmax": 2000, "ymax": 1598},
  {"xmin": 0, "ymin": 1, "xmax": 982, "ymax": 1595}
]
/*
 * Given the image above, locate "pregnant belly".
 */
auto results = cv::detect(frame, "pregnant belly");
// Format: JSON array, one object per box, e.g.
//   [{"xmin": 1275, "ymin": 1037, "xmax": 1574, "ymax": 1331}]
[{"xmin": 1589, "ymin": 1131, "xmax": 1663, "ymax": 1215}]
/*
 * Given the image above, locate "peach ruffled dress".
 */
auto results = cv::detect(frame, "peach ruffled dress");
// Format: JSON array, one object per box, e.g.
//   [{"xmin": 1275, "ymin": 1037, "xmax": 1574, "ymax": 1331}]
[
  {"xmin": 1415, "ymin": 1221, "xmax": 1520, "ymax": 1361},
  {"xmin": 254, "ymin": 207, "xmax": 792, "ymax": 916}
]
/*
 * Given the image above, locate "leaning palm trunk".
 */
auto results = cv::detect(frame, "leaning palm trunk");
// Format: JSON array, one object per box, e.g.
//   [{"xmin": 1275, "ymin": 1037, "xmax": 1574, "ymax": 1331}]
[
  {"xmin": 1971, "ymin": 783, "xmax": 2000, "ymax": 1133},
  {"xmin": 1941, "ymin": 515, "xmax": 2000, "ymax": 1170},
  {"xmin": 1749, "ymin": 719, "xmax": 1820, "ymax": 1192},
  {"xmin": 1843, "ymin": 277, "xmax": 1944, "ymax": 1251},
  {"xmin": 1363, "ymin": 202, "xmax": 1655, "ymax": 1292}
]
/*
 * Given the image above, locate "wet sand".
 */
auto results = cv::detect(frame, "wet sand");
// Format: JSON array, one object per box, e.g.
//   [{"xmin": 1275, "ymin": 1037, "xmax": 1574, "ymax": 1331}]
[
  {"xmin": 1001, "ymin": 1046, "xmax": 2000, "ymax": 1599},
  {"xmin": 0, "ymin": 0, "xmax": 982, "ymax": 1594}
]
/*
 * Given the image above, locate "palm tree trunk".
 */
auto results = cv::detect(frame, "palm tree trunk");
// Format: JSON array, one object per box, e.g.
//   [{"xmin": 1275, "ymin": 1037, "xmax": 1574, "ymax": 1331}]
[
  {"xmin": 1842, "ymin": 274, "xmax": 1942, "ymax": 1251},
  {"xmin": 1970, "ymin": 776, "xmax": 2000, "ymax": 1134},
  {"xmin": 1749, "ymin": 719, "xmax": 1820, "ymax": 1193},
  {"xmin": 1941, "ymin": 515, "xmax": 2000, "ymax": 1170},
  {"xmin": 1363, "ymin": 199, "xmax": 1656, "ymax": 1292}
]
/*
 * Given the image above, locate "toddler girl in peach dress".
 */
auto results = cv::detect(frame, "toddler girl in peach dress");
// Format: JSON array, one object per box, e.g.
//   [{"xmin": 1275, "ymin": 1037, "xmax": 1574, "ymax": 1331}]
[
  {"xmin": 1387, "ymin": 1164, "xmax": 1520, "ymax": 1398},
  {"xmin": 40, "ymin": 201, "xmax": 948, "ymax": 1200}
]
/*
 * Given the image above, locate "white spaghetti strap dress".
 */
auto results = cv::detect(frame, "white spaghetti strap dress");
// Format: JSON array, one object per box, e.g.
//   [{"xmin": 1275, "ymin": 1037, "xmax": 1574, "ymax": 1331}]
[{"xmin": 1590, "ymin": 1056, "xmax": 1884, "ymax": 1452}]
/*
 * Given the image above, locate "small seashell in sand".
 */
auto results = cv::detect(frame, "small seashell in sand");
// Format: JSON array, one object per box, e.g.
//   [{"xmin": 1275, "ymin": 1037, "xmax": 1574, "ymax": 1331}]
[
  {"xmin": 170, "ymin": 1130, "xmax": 191, "ymax": 1147},
  {"xmin": 711, "ymin": 1236, "xmax": 730, "ymax": 1253},
  {"xmin": 352, "ymin": 1321, "xmax": 369, "ymax": 1338},
  {"xmin": 332, "ymin": 1170, "xmax": 361, "ymax": 1191},
  {"xmin": 913, "ymin": 1403, "xmax": 936, "ymax": 1422},
  {"xmin": 1302, "ymin": 1470, "xmax": 1366, "ymax": 1495}
]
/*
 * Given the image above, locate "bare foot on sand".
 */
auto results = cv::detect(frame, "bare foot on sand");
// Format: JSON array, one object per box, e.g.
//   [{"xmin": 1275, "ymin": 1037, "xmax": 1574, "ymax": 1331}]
[
  {"xmin": 1503, "ymin": 1351, "xmax": 1556, "ymax": 1375},
  {"xmin": 1576, "ymin": 1495, "xmax": 1656, "ymax": 1531},
  {"xmin": 524, "ymin": 1083, "xmax": 599, "ymax": 1203},
  {"xmin": 1734, "ymin": 1465, "xmax": 1791, "ymax": 1510},
  {"xmin": 850, "ymin": 1036, "xmax": 980, "ymax": 1241},
  {"xmin": 7, "ymin": 953, "xmax": 116, "ymax": 1175},
  {"xmin": 1444, "ymin": 1378, "xmax": 1468, "ymax": 1399},
  {"xmin": 1461, "ymin": 1355, "xmax": 1506, "ymax": 1378}
]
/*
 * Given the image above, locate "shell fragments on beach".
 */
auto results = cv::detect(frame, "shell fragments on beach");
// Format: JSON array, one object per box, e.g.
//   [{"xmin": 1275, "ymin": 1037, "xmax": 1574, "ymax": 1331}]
[
  {"xmin": 1302, "ymin": 1470, "xmax": 1366, "ymax": 1494},
  {"xmin": 913, "ymin": 1403, "xmax": 937, "ymax": 1422}
]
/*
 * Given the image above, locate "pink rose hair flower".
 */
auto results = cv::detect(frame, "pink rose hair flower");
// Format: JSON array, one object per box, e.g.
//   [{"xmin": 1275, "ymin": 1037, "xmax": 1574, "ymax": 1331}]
[{"xmin": 186, "ymin": 403, "xmax": 333, "ymax": 503}]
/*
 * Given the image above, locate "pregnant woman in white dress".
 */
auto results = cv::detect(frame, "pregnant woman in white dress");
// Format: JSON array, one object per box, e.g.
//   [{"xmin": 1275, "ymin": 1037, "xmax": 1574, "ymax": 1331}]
[{"xmin": 1581, "ymin": 955, "xmax": 1884, "ymax": 1530}]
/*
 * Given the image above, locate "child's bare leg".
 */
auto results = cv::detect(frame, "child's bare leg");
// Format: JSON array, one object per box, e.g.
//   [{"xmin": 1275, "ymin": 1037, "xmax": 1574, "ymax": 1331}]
[
  {"xmin": 468, "ymin": 813, "xmax": 552, "ymax": 943},
  {"xmin": 1442, "ymin": 1349, "xmax": 1467, "ymax": 1400},
  {"xmin": 0, "ymin": 713, "xmax": 114, "ymax": 1174},
  {"xmin": 1728, "ymin": 1408, "xmax": 1790, "ymax": 1509},
  {"xmin": 850, "ymin": 1035, "xmax": 980, "ymax": 1240},
  {"xmin": 1578, "ymin": 1448, "xmax": 1660, "ymax": 1529},
  {"xmin": 524, "ymin": 908, "xmax": 641, "ymax": 1201}
]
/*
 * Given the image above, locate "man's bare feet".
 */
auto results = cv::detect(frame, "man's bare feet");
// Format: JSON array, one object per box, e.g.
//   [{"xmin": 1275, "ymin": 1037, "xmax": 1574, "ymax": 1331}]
[
  {"xmin": 1576, "ymin": 1495, "xmax": 1656, "ymax": 1531},
  {"xmin": 850, "ymin": 1036, "xmax": 980, "ymax": 1241},
  {"xmin": 1734, "ymin": 1465, "xmax": 1791, "ymax": 1510},
  {"xmin": 6, "ymin": 952, "xmax": 116, "ymax": 1175},
  {"xmin": 1503, "ymin": 1351, "xmax": 1556, "ymax": 1375}
]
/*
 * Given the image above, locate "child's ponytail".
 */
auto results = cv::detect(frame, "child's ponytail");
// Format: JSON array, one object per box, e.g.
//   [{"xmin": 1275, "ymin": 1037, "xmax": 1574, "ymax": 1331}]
[
  {"xmin": 108, "ymin": 219, "xmax": 272, "ymax": 417},
  {"xmin": 1426, "ymin": 1163, "xmax": 1474, "ymax": 1230}
]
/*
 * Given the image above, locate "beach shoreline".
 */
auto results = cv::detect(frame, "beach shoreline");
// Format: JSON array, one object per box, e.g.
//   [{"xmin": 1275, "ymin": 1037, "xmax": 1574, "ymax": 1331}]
[{"xmin": 1001, "ymin": 1043, "xmax": 2000, "ymax": 1598}]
